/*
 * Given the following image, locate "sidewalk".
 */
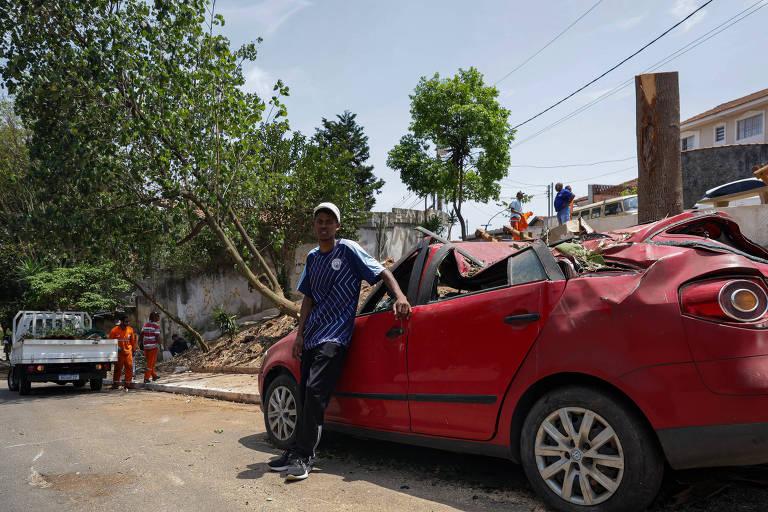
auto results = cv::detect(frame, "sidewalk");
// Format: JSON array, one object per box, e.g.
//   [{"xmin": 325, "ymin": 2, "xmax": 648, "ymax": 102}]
[{"xmin": 111, "ymin": 371, "xmax": 261, "ymax": 405}]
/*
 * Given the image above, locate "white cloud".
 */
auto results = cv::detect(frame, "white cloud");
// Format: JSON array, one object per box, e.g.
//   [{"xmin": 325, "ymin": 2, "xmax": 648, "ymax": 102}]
[
  {"xmin": 243, "ymin": 65, "xmax": 276, "ymax": 99},
  {"xmin": 610, "ymin": 14, "xmax": 646, "ymax": 31},
  {"xmin": 670, "ymin": 0, "xmax": 708, "ymax": 32},
  {"xmin": 221, "ymin": 0, "xmax": 311, "ymax": 37}
]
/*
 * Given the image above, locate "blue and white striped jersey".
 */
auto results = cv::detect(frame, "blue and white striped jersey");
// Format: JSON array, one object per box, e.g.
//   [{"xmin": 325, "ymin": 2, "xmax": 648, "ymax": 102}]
[{"xmin": 297, "ymin": 239, "xmax": 385, "ymax": 350}]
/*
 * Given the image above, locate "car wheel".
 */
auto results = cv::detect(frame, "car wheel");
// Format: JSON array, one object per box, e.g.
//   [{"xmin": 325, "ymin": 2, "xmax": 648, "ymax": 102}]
[
  {"xmin": 520, "ymin": 386, "xmax": 663, "ymax": 512},
  {"xmin": 263, "ymin": 374, "xmax": 300, "ymax": 450},
  {"xmin": 89, "ymin": 378, "xmax": 103, "ymax": 391},
  {"xmin": 7, "ymin": 367, "xmax": 19, "ymax": 392},
  {"xmin": 19, "ymin": 373, "xmax": 31, "ymax": 395}
]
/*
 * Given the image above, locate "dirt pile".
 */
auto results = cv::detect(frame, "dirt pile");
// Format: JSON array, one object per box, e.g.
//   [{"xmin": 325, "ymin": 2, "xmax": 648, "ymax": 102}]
[{"xmin": 159, "ymin": 315, "xmax": 297, "ymax": 370}]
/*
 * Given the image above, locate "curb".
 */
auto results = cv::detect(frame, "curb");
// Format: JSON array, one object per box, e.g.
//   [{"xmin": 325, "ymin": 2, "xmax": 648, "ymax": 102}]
[
  {"xmin": 109, "ymin": 381, "xmax": 261, "ymax": 405},
  {"xmin": 190, "ymin": 366, "xmax": 261, "ymax": 375}
]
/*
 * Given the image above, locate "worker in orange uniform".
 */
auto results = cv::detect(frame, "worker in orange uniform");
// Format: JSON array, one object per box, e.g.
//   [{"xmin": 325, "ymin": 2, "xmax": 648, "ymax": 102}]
[
  {"xmin": 139, "ymin": 311, "xmax": 162, "ymax": 383},
  {"xmin": 110, "ymin": 315, "xmax": 138, "ymax": 390}
]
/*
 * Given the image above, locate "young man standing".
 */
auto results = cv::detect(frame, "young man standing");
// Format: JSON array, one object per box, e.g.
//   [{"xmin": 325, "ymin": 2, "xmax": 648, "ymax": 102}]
[
  {"xmin": 139, "ymin": 311, "xmax": 162, "ymax": 383},
  {"xmin": 269, "ymin": 202, "xmax": 412, "ymax": 481}
]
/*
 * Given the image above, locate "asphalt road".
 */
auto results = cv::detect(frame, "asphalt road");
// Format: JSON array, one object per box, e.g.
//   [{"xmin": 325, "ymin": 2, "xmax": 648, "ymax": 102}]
[{"xmin": 1, "ymin": 375, "xmax": 767, "ymax": 512}]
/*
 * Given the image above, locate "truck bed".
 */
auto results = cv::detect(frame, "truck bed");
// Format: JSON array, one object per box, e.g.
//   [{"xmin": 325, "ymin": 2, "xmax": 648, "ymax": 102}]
[{"xmin": 10, "ymin": 339, "xmax": 118, "ymax": 365}]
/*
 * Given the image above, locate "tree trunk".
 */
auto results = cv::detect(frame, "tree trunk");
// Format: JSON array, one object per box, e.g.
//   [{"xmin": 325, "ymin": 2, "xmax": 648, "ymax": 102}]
[
  {"xmin": 635, "ymin": 72, "xmax": 683, "ymax": 224},
  {"xmin": 180, "ymin": 191, "xmax": 300, "ymax": 317},
  {"xmin": 454, "ymin": 201, "xmax": 467, "ymax": 241},
  {"xmin": 124, "ymin": 275, "xmax": 209, "ymax": 352}
]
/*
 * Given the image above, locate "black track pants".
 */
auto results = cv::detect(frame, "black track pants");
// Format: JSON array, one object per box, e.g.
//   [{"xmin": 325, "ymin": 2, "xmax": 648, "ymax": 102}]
[{"xmin": 292, "ymin": 342, "xmax": 348, "ymax": 458}]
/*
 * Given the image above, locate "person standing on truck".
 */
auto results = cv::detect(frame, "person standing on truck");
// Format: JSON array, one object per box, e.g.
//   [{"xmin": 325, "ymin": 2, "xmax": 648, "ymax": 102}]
[
  {"xmin": 267, "ymin": 202, "xmax": 412, "ymax": 481},
  {"xmin": 139, "ymin": 311, "xmax": 162, "ymax": 383},
  {"xmin": 109, "ymin": 315, "xmax": 138, "ymax": 390}
]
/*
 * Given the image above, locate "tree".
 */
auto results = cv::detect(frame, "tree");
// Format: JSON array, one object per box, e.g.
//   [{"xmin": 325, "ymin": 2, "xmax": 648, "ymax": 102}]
[
  {"xmin": 313, "ymin": 111, "xmax": 383, "ymax": 211},
  {"xmin": 387, "ymin": 68, "xmax": 515, "ymax": 240},
  {"xmin": 0, "ymin": 0, "xmax": 300, "ymax": 319},
  {"xmin": 247, "ymin": 122, "xmax": 371, "ymax": 292},
  {"xmin": 21, "ymin": 263, "xmax": 131, "ymax": 312}
]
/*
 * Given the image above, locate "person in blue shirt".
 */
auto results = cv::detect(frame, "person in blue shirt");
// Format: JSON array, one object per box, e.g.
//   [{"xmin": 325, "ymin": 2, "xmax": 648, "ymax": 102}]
[
  {"xmin": 554, "ymin": 182, "xmax": 575, "ymax": 225},
  {"xmin": 269, "ymin": 202, "xmax": 411, "ymax": 481}
]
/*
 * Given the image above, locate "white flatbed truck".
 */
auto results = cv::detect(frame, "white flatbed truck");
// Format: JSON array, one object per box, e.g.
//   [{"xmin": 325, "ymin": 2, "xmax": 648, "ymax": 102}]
[{"xmin": 6, "ymin": 311, "xmax": 118, "ymax": 395}]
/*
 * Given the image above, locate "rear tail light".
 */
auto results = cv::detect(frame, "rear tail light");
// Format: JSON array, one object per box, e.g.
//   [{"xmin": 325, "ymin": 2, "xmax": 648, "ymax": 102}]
[
  {"xmin": 95, "ymin": 363, "xmax": 111, "ymax": 370},
  {"xmin": 27, "ymin": 364, "xmax": 45, "ymax": 373},
  {"xmin": 680, "ymin": 277, "xmax": 768, "ymax": 324}
]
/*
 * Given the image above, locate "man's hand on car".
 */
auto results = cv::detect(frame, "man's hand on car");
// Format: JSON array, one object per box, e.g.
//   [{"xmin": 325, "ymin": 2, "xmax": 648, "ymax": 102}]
[
  {"xmin": 393, "ymin": 294, "xmax": 412, "ymax": 320},
  {"xmin": 292, "ymin": 334, "xmax": 303, "ymax": 360}
]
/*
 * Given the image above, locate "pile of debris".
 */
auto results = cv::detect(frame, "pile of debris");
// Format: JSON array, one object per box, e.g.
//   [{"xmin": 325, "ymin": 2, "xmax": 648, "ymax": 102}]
[{"xmin": 158, "ymin": 315, "xmax": 297, "ymax": 370}]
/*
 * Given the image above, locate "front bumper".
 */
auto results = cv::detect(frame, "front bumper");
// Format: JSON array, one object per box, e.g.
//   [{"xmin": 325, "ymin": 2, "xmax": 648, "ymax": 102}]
[
  {"xmin": 26, "ymin": 371, "xmax": 107, "ymax": 382},
  {"xmin": 658, "ymin": 422, "xmax": 768, "ymax": 470}
]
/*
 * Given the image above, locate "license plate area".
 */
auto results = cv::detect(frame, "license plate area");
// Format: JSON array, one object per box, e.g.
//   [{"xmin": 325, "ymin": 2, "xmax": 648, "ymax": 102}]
[{"xmin": 58, "ymin": 374, "xmax": 80, "ymax": 381}]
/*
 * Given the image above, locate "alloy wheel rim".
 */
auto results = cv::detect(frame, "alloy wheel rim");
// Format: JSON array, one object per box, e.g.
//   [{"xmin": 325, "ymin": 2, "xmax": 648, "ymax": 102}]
[
  {"xmin": 267, "ymin": 385, "xmax": 297, "ymax": 441},
  {"xmin": 534, "ymin": 406, "xmax": 625, "ymax": 506}
]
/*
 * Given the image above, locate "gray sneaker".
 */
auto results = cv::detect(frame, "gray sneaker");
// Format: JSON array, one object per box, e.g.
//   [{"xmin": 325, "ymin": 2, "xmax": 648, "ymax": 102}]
[
  {"xmin": 284, "ymin": 457, "xmax": 312, "ymax": 481},
  {"xmin": 267, "ymin": 450, "xmax": 293, "ymax": 472}
]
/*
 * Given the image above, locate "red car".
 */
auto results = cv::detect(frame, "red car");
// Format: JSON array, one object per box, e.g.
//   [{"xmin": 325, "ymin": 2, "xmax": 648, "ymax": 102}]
[{"xmin": 258, "ymin": 211, "xmax": 768, "ymax": 512}]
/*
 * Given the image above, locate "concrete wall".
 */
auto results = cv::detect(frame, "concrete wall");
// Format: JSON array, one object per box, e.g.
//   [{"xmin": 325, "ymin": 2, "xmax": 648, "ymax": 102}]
[
  {"xmin": 135, "ymin": 269, "xmax": 265, "ymax": 343},
  {"xmin": 681, "ymin": 144, "xmax": 768, "ymax": 208}
]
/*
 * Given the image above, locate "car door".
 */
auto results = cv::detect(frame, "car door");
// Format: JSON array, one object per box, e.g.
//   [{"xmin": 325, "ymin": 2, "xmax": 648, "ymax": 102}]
[
  {"xmin": 406, "ymin": 243, "xmax": 564, "ymax": 441},
  {"xmin": 324, "ymin": 245, "xmax": 426, "ymax": 432}
]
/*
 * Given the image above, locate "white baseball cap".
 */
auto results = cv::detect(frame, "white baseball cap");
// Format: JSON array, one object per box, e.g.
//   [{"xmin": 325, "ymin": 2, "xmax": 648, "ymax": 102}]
[{"xmin": 313, "ymin": 202, "xmax": 341, "ymax": 223}]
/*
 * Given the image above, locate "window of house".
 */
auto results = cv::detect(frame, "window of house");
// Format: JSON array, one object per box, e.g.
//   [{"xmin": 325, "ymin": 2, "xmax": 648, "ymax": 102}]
[
  {"xmin": 714, "ymin": 125, "xmax": 726, "ymax": 143},
  {"xmin": 737, "ymin": 114, "xmax": 763, "ymax": 140},
  {"xmin": 681, "ymin": 135, "xmax": 695, "ymax": 151},
  {"xmin": 604, "ymin": 201, "xmax": 623, "ymax": 216},
  {"xmin": 590, "ymin": 208, "xmax": 601, "ymax": 219}
]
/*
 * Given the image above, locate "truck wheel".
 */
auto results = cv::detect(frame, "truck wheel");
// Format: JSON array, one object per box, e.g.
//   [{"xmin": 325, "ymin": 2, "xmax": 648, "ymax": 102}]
[
  {"xmin": 19, "ymin": 373, "xmax": 31, "ymax": 395},
  {"xmin": 520, "ymin": 386, "xmax": 664, "ymax": 512},
  {"xmin": 89, "ymin": 378, "xmax": 103, "ymax": 391},
  {"xmin": 73, "ymin": 380, "xmax": 86, "ymax": 388},
  {"xmin": 263, "ymin": 374, "xmax": 300, "ymax": 450},
  {"xmin": 7, "ymin": 367, "xmax": 19, "ymax": 392}
]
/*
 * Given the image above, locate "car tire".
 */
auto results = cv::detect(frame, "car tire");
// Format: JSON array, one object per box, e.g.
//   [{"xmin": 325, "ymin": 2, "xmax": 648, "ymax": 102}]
[
  {"xmin": 89, "ymin": 378, "xmax": 103, "ymax": 391},
  {"xmin": 263, "ymin": 374, "xmax": 300, "ymax": 450},
  {"xmin": 7, "ymin": 367, "xmax": 19, "ymax": 392},
  {"xmin": 19, "ymin": 373, "xmax": 31, "ymax": 395},
  {"xmin": 520, "ymin": 386, "xmax": 663, "ymax": 512}
]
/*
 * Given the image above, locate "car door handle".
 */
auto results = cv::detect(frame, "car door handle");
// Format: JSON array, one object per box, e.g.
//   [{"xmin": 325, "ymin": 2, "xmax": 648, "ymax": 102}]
[
  {"xmin": 504, "ymin": 313, "xmax": 540, "ymax": 324},
  {"xmin": 386, "ymin": 326, "xmax": 404, "ymax": 339}
]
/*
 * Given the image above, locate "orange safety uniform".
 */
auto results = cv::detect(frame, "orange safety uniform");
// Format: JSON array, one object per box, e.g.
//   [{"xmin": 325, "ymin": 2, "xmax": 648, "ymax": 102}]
[
  {"xmin": 140, "ymin": 321, "xmax": 161, "ymax": 381},
  {"xmin": 109, "ymin": 324, "xmax": 138, "ymax": 387}
]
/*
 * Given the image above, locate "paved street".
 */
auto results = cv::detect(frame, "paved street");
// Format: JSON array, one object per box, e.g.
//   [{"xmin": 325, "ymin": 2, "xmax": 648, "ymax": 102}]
[{"xmin": 2, "ymin": 377, "xmax": 767, "ymax": 512}]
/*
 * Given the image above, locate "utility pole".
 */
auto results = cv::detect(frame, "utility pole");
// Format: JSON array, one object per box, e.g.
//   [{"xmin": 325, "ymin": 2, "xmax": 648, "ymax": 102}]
[{"xmin": 635, "ymin": 72, "xmax": 683, "ymax": 224}]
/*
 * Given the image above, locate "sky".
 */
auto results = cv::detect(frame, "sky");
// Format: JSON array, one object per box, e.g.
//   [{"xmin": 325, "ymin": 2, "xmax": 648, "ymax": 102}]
[{"xmin": 216, "ymin": 0, "xmax": 768, "ymax": 231}]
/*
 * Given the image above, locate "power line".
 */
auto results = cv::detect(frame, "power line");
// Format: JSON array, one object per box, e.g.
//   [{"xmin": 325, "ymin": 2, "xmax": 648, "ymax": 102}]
[
  {"xmin": 494, "ymin": 0, "xmax": 604, "ymax": 86},
  {"xmin": 510, "ymin": 0, "xmax": 767, "ymax": 148},
  {"xmin": 509, "ymin": 156, "xmax": 635, "ymax": 168},
  {"xmin": 568, "ymin": 165, "xmax": 637, "ymax": 183},
  {"xmin": 511, "ymin": 0, "xmax": 714, "ymax": 130}
]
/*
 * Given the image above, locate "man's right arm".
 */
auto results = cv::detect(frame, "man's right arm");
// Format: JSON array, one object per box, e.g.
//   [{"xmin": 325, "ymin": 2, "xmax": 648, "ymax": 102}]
[{"xmin": 292, "ymin": 295, "xmax": 314, "ymax": 359}]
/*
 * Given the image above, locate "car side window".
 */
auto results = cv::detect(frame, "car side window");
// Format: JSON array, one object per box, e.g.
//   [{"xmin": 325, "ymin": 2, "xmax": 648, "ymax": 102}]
[
  {"xmin": 508, "ymin": 248, "xmax": 548, "ymax": 286},
  {"xmin": 358, "ymin": 251, "xmax": 417, "ymax": 315},
  {"xmin": 430, "ymin": 250, "xmax": 509, "ymax": 302}
]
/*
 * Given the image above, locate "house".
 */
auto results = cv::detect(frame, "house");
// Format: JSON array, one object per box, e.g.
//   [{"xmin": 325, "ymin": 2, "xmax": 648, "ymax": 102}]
[
  {"xmin": 680, "ymin": 88, "xmax": 767, "ymax": 150},
  {"xmin": 679, "ymin": 88, "xmax": 768, "ymax": 207}
]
